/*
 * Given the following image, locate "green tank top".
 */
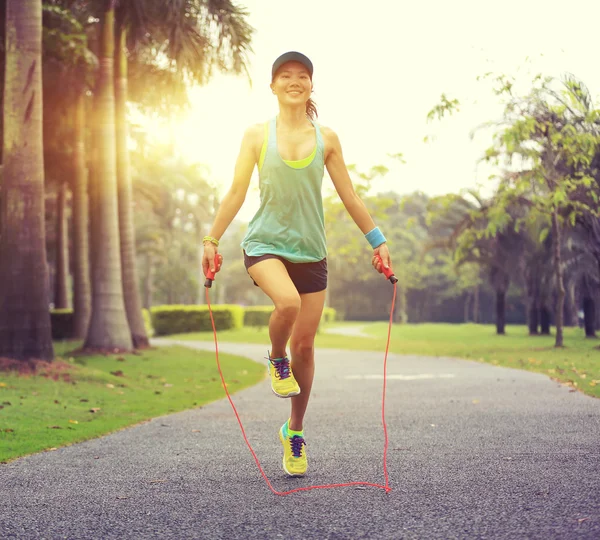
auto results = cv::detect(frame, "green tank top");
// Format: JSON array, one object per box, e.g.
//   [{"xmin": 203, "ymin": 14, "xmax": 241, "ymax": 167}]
[{"xmin": 241, "ymin": 116, "xmax": 327, "ymax": 262}]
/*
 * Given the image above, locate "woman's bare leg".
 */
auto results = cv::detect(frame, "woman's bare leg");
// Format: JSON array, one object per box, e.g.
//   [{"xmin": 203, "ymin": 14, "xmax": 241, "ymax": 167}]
[
  {"xmin": 247, "ymin": 258, "xmax": 300, "ymax": 358},
  {"xmin": 288, "ymin": 289, "xmax": 326, "ymax": 431}
]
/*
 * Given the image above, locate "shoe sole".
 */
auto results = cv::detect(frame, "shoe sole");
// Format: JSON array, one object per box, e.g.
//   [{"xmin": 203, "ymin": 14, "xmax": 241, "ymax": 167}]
[
  {"xmin": 279, "ymin": 428, "xmax": 307, "ymax": 477},
  {"xmin": 271, "ymin": 386, "xmax": 301, "ymax": 399}
]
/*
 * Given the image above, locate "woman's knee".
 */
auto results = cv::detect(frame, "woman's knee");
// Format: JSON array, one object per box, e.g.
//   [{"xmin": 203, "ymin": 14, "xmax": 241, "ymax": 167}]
[
  {"xmin": 291, "ymin": 337, "xmax": 315, "ymax": 356},
  {"xmin": 274, "ymin": 294, "xmax": 301, "ymax": 320}
]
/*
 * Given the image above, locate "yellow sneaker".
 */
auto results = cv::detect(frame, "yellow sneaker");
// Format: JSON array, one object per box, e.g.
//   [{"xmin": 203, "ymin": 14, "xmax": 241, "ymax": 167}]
[
  {"xmin": 266, "ymin": 351, "xmax": 301, "ymax": 398},
  {"xmin": 279, "ymin": 421, "xmax": 307, "ymax": 477}
]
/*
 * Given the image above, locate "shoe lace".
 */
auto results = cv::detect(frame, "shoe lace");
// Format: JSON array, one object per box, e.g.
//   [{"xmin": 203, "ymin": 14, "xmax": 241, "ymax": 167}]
[
  {"xmin": 290, "ymin": 435, "xmax": 305, "ymax": 458},
  {"xmin": 269, "ymin": 357, "xmax": 291, "ymax": 380}
]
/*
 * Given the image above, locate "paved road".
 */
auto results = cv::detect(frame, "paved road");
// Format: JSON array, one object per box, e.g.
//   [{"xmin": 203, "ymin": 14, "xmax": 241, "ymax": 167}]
[{"xmin": 1, "ymin": 340, "xmax": 599, "ymax": 539}]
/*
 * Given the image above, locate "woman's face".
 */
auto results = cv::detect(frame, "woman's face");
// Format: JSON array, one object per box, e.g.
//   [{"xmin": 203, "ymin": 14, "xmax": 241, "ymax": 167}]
[{"xmin": 270, "ymin": 61, "xmax": 312, "ymax": 106}]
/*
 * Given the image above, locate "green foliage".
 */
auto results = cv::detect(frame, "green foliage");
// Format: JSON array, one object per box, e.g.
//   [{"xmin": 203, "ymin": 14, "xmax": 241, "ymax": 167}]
[
  {"xmin": 141, "ymin": 308, "xmax": 154, "ymax": 338},
  {"xmin": 243, "ymin": 306, "xmax": 273, "ymax": 327},
  {"xmin": 242, "ymin": 306, "xmax": 336, "ymax": 328},
  {"xmin": 150, "ymin": 304, "xmax": 244, "ymax": 335}
]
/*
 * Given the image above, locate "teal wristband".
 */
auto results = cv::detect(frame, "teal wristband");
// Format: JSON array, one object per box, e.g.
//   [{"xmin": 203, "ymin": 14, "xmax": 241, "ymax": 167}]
[{"xmin": 365, "ymin": 227, "xmax": 386, "ymax": 249}]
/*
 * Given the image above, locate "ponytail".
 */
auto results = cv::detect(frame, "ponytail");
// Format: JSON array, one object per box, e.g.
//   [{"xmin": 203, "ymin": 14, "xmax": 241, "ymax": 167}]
[{"xmin": 306, "ymin": 97, "xmax": 318, "ymax": 120}]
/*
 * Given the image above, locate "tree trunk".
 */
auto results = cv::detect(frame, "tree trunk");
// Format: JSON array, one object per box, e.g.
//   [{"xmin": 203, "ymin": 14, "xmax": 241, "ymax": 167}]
[
  {"xmin": 71, "ymin": 90, "xmax": 91, "ymax": 339},
  {"xmin": 528, "ymin": 306, "xmax": 539, "ymax": 335},
  {"xmin": 53, "ymin": 180, "xmax": 69, "ymax": 309},
  {"xmin": 540, "ymin": 305, "xmax": 551, "ymax": 335},
  {"xmin": 495, "ymin": 290, "xmax": 506, "ymax": 335},
  {"xmin": 115, "ymin": 24, "xmax": 148, "ymax": 348},
  {"xmin": 583, "ymin": 296, "xmax": 596, "ymax": 338},
  {"xmin": 564, "ymin": 280, "xmax": 577, "ymax": 327},
  {"xmin": 551, "ymin": 209, "xmax": 565, "ymax": 347},
  {"xmin": 84, "ymin": 1, "xmax": 132, "ymax": 351},
  {"xmin": 0, "ymin": 0, "xmax": 54, "ymax": 360},
  {"xmin": 473, "ymin": 284, "xmax": 480, "ymax": 323},
  {"xmin": 463, "ymin": 292, "xmax": 471, "ymax": 323}
]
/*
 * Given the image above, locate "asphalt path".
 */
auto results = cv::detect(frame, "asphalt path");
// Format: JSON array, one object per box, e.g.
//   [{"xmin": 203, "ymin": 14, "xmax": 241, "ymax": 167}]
[{"xmin": 1, "ymin": 339, "xmax": 599, "ymax": 539}]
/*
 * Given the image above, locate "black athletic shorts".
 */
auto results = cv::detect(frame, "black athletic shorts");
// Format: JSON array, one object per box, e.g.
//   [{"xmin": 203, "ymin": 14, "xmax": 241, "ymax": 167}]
[{"xmin": 243, "ymin": 250, "xmax": 327, "ymax": 294}]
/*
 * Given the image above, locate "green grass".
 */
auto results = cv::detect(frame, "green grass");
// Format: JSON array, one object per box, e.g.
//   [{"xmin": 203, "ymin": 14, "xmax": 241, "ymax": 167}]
[
  {"xmin": 0, "ymin": 342, "xmax": 265, "ymax": 463},
  {"xmin": 172, "ymin": 322, "xmax": 600, "ymax": 398}
]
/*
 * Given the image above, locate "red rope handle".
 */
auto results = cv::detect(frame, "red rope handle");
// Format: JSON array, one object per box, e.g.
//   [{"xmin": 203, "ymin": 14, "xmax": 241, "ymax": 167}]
[{"xmin": 205, "ymin": 283, "xmax": 396, "ymax": 496}]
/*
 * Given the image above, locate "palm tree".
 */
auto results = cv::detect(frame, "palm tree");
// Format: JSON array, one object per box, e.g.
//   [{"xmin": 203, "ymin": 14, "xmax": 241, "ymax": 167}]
[
  {"xmin": 0, "ymin": 0, "xmax": 54, "ymax": 360},
  {"xmin": 112, "ymin": 0, "xmax": 253, "ymax": 345},
  {"xmin": 42, "ymin": 1, "xmax": 96, "ymax": 337},
  {"xmin": 84, "ymin": 0, "xmax": 132, "ymax": 350}
]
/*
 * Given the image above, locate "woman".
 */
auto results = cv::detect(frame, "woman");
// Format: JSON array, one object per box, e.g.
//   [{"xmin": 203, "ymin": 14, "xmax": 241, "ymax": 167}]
[{"xmin": 202, "ymin": 51, "xmax": 392, "ymax": 477}]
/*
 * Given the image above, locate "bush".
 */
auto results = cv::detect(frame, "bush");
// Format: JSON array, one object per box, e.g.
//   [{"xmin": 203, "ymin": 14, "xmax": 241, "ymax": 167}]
[
  {"xmin": 150, "ymin": 304, "xmax": 244, "ymax": 336},
  {"xmin": 142, "ymin": 308, "xmax": 154, "ymax": 337},
  {"xmin": 322, "ymin": 307, "xmax": 337, "ymax": 323},
  {"xmin": 244, "ymin": 306, "xmax": 273, "ymax": 327},
  {"xmin": 243, "ymin": 305, "xmax": 337, "ymax": 327},
  {"xmin": 50, "ymin": 309, "xmax": 74, "ymax": 340}
]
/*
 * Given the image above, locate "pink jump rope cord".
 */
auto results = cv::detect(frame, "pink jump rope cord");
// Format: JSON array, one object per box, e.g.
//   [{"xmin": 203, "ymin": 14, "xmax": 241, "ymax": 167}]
[{"xmin": 204, "ymin": 254, "xmax": 396, "ymax": 496}]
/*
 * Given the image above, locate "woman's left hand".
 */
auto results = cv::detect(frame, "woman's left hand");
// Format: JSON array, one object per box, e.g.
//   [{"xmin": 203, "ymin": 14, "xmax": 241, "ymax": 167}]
[{"xmin": 372, "ymin": 243, "xmax": 392, "ymax": 274}]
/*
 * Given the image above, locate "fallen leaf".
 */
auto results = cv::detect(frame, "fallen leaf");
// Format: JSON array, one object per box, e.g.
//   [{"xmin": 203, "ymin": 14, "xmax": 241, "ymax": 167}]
[
  {"xmin": 90, "ymin": 408, "xmax": 101, "ymax": 413},
  {"xmin": 110, "ymin": 370, "xmax": 124, "ymax": 377},
  {"xmin": 472, "ymin": 399, "xmax": 480, "ymax": 404},
  {"xmin": 106, "ymin": 384, "xmax": 115, "ymax": 389},
  {"xmin": 49, "ymin": 426, "xmax": 62, "ymax": 429},
  {"xmin": 116, "ymin": 496, "xmax": 128, "ymax": 499},
  {"xmin": 164, "ymin": 383, "xmax": 173, "ymax": 388},
  {"xmin": 191, "ymin": 429, "xmax": 201, "ymax": 433},
  {"xmin": 69, "ymin": 419, "xmax": 78, "ymax": 424},
  {"xmin": 47, "ymin": 447, "xmax": 57, "ymax": 451},
  {"xmin": 117, "ymin": 357, "xmax": 126, "ymax": 362},
  {"xmin": 80, "ymin": 399, "xmax": 89, "ymax": 402},
  {"xmin": 0, "ymin": 383, "xmax": 6, "ymax": 387}
]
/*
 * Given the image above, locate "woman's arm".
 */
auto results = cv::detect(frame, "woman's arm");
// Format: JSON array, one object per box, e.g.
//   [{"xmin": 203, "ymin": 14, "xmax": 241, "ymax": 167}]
[
  {"xmin": 202, "ymin": 124, "xmax": 260, "ymax": 274},
  {"xmin": 323, "ymin": 126, "xmax": 392, "ymax": 272},
  {"xmin": 207, "ymin": 124, "xmax": 260, "ymax": 240}
]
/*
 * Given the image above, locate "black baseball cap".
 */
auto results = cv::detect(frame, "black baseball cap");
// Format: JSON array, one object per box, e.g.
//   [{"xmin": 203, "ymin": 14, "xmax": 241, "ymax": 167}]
[{"xmin": 271, "ymin": 51, "xmax": 313, "ymax": 80}]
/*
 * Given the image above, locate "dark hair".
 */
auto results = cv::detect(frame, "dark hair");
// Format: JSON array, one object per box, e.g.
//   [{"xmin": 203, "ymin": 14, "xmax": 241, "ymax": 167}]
[{"xmin": 306, "ymin": 97, "xmax": 318, "ymax": 120}]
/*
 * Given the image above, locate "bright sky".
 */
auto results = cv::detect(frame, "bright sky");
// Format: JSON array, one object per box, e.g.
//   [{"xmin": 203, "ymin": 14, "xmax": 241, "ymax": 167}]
[{"xmin": 143, "ymin": 0, "xmax": 600, "ymax": 223}]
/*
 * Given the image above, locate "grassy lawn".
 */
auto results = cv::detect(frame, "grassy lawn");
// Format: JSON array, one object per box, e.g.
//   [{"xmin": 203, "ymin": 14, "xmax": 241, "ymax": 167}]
[
  {"xmin": 172, "ymin": 322, "xmax": 600, "ymax": 398},
  {"xmin": 0, "ymin": 342, "xmax": 265, "ymax": 463}
]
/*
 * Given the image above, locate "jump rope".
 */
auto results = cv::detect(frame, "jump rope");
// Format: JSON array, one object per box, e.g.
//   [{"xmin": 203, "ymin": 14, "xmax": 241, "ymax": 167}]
[{"xmin": 204, "ymin": 253, "xmax": 397, "ymax": 496}]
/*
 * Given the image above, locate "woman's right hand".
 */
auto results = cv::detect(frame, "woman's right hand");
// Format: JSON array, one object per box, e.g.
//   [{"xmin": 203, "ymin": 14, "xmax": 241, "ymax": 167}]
[{"xmin": 202, "ymin": 243, "xmax": 222, "ymax": 277}]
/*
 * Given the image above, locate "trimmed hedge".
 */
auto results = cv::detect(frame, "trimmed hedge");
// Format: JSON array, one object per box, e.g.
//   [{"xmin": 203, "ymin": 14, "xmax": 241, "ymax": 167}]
[
  {"xmin": 142, "ymin": 308, "xmax": 154, "ymax": 337},
  {"xmin": 50, "ymin": 308, "xmax": 155, "ymax": 340},
  {"xmin": 322, "ymin": 307, "xmax": 337, "ymax": 323},
  {"xmin": 243, "ymin": 305, "xmax": 337, "ymax": 327},
  {"xmin": 150, "ymin": 304, "xmax": 244, "ymax": 336},
  {"xmin": 50, "ymin": 304, "xmax": 336, "ymax": 339},
  {"xmin": 244, "ymin": 306, "xmax": 273, "ymax": 327}
]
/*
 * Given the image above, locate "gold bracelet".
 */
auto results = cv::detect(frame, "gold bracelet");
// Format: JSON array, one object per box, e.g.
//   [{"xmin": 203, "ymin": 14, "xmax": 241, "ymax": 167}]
[{"xmin": 203, "ymin": 235, "xmax": 219, "ymax": 247}]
